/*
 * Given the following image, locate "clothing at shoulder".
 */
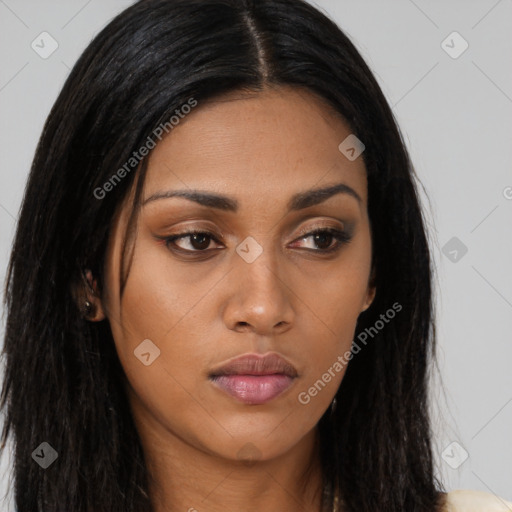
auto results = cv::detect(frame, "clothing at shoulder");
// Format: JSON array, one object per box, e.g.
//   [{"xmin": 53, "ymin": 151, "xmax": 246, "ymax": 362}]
[{"xmin": 445, "ymin": 490, "xmax": 512, "ymax": 511}]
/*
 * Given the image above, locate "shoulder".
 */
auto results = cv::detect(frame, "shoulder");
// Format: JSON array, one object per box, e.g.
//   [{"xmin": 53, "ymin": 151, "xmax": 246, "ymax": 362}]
[{"xmin": 444, "ymin": 489, "xmax": 512, "ymax": 511}]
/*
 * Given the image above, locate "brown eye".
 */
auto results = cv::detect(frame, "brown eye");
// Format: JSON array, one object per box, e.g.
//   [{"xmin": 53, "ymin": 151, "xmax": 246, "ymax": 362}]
[
  {"xmin": 291, "ymin": 228, "xmax": 353, "ymax": 253},
  {"xmin": 311, "ymin": 231, "xmax": 334, "ymax": 250},
  {"xmin": 164, "ymin": 231, "xmax": 222, "ymax": 252}
]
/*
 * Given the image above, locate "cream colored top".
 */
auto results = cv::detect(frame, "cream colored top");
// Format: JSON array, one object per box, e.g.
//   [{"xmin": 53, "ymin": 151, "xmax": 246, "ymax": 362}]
[
  {"xmin": 329, "ymin": 489, "xmax": 512, "ymax": 511},
  {"xmin": 445, "ymin": 490, "xmax": 512, "ymax": 511}
]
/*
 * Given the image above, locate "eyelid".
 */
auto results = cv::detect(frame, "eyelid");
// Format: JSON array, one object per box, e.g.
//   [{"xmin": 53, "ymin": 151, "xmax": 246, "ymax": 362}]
[
  {"xmin": 293, "ymin": 220, "xmax": 346, "ymax": 238},
  {"xmin": 161, "ymin": 219, "xmax": 346, "ymax": 244}
]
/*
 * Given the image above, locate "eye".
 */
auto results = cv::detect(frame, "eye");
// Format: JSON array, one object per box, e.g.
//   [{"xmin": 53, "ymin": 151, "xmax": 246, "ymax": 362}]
[
  {"xmin": 163, "ymin": 230, "xmax": 222, "ymax": 252},
  {"xmin": 290, "ymin": 228, "xmax": 353, "ymax": 253}
]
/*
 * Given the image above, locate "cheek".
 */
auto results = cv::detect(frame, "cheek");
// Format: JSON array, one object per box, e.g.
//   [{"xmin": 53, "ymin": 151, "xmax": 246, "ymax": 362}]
[
  {"xmin": 104, "ymin": 245, "xmax": 234, "ymax": 442},
  {"xmin": 107, "ymin": 245, "xmax": 209, "ymax": 382},
  {"xmin": 299, "ymin": 233, "xmax": 372, "ymax": 336},
  {"xmin": 294, "ymin": 309, "xmax": 356, "ymax": 416},
  {"xmin": 107, "ymin": 273, "xmax": 231, "ymax": 455},
  {"xmin": 111, "ymin": 241, "xmax": 212, "ymax": 341},
  {"xmin": 293, "ymin": 237, "xmax": 372, "ymax": 407}
]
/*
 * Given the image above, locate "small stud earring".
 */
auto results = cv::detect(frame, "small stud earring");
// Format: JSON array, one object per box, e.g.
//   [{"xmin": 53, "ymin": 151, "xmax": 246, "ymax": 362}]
[
  {"xmin": 330, "ymin": 396, "xmax": 337, "ymax": 416},
  {"xmin": 83, "ymin": 300, "xmax": 93, "ymax": 318}
]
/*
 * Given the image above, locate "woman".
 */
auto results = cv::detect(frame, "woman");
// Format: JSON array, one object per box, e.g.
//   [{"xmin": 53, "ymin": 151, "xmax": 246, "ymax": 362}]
[{"xmin": 1, "ymin": 0, "xmax": 510, "ymax": 511}]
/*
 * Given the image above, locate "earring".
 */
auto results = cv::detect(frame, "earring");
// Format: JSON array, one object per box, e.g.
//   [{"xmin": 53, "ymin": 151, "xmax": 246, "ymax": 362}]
[
  {"xmin": 82, "ymin": 300, "xmax": 93, "ymax": 318},
  {"xmin": 330, "ymin": 396, "xmax": 337, "ymax": 416}
]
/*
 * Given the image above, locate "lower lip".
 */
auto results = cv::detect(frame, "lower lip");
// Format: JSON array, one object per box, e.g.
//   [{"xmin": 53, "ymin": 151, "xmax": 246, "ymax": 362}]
[{"xmin": 210, "ymin": 374, "xmax": 295, "ymax": 404}]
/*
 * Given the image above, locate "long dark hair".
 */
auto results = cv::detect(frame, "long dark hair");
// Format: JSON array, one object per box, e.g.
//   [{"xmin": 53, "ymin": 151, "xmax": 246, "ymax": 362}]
[{"xmin": 1, "ymin": 0, "xmax": 445, "ymax": 510}]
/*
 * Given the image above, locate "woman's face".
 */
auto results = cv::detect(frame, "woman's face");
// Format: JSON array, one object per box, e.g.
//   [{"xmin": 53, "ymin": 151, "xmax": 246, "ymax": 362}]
[{"xmin": 98, "ymin": 86, "xmax": 375, "ymax": 464}]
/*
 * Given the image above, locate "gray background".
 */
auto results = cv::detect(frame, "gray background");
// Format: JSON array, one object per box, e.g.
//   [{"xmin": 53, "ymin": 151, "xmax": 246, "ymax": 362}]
[{"xmin": 0, "ymin": 0, "xmax": 511, "ymax": 508}]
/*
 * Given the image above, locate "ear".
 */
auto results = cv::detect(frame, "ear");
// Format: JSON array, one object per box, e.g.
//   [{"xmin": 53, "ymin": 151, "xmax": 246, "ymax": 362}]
[
  {"xmin": 361, "ymin": 265, "xmax": 376, "ymax": 313},
  {"xmin": 73, "ymin": 269, "xmax": 107, "ymax": 322}
]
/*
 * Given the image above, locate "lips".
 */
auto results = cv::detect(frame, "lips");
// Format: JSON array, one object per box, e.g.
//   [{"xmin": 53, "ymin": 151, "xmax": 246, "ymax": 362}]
[
  {"xmin": 209, "ymin": 353, "xmax": 298, "ymax": 405},
  {"xmin": 209, "ymin": 353, "xmax": 298, "ymax": 378}
]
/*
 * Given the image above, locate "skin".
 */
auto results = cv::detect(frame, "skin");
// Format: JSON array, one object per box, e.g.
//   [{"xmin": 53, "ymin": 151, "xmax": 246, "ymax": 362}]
[{"xmin": 86, "ymin": 85, "xmax": 376, "ymax": 512}]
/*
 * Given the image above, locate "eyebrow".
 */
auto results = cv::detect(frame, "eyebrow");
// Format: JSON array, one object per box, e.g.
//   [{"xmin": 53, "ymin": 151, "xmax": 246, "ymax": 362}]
[{"xmin": 142, "ymin": 182, "xmax": 362, "ymax": 212}]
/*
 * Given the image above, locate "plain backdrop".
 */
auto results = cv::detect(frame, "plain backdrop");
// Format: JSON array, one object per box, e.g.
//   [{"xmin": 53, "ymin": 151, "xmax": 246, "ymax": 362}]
[{"xmin": 0, "ymin": 0, "xmax": 511, "ymax": 509}]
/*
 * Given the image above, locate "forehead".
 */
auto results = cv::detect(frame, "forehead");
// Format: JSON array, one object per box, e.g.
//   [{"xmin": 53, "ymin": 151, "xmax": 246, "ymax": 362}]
[{"xmin": 143, "ymin": 86, "xmax": 367, "ymax": 206}]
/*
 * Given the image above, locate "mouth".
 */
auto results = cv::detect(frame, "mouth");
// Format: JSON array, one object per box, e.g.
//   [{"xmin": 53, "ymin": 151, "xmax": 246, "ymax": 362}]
[{"xmin": 208, "ymin": 353, "xmax": 298, "ymax": 405}]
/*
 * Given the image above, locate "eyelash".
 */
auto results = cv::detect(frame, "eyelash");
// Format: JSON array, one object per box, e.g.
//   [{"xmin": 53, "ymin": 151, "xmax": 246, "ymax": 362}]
[{"xmin": 161, "ymin": 227, "xmax": 353, "ymax": 256}]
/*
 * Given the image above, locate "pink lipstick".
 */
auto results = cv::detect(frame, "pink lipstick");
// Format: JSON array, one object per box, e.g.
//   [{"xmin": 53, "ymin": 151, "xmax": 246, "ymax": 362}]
[{"xmin": 209, "ymin": 353, "xmax": 298, "ymax": 405}]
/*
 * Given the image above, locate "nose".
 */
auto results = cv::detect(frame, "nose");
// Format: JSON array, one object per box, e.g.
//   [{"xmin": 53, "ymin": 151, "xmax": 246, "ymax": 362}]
[{"xmin": 222, "ymin": 249, "xmax": 295, "ymax": 336}]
